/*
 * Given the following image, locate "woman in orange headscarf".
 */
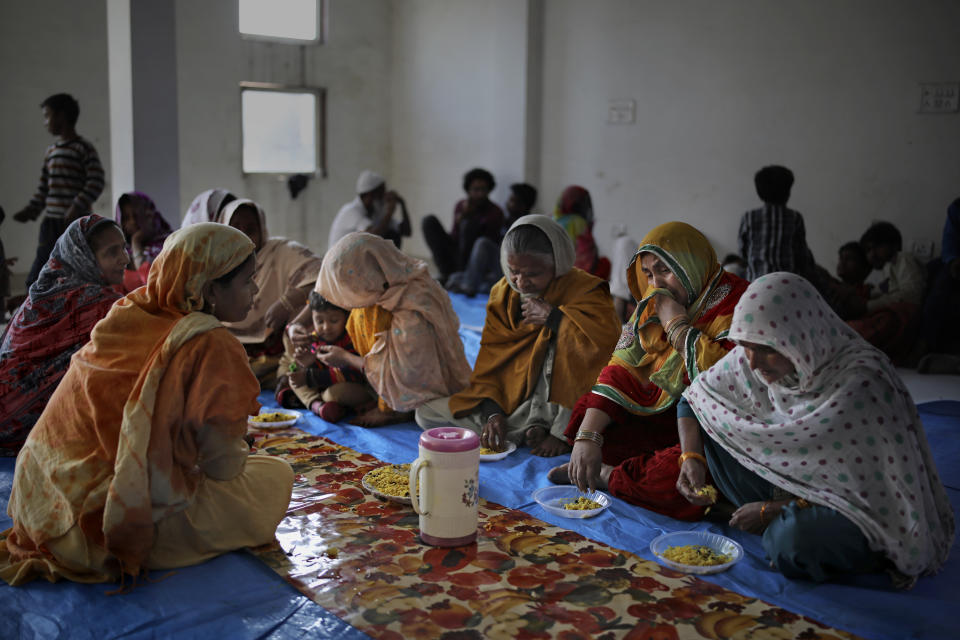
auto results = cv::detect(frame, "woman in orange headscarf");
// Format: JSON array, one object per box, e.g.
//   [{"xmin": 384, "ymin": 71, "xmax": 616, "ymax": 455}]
[
  {"xmin": 0, "ymin": 223, "xmax": 293, "ymax": 585},
  {"xmin": 549, "ymin": 222, "xmax": 748, "ymax": 519}
]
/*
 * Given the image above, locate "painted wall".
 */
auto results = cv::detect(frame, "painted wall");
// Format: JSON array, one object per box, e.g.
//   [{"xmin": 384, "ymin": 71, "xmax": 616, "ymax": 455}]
[
  {"xmin": 174, "ymin": 0, "xmax": 392, "ymax": 253},
  {"xmin": 0, "ymin": 1, "xmax": 112, "ymax": 288},
  {"xmin": 388, "ymin": 0, "xmax": 534, "ymax": 259},
  {"xmin": 537, "ymin": 0, "xmax": 960, "ymax": 264}
]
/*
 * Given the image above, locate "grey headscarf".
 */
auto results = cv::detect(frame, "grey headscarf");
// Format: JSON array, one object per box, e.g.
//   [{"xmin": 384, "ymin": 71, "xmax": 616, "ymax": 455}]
[{"xmin": 499, "ymin": 215, "xmax": 576, "ymax": 293}]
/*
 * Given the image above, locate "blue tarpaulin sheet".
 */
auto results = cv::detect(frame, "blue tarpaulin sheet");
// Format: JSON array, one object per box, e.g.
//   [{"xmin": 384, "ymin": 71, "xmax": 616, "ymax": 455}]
[{"xmin": 2, "ymin": 292, "xmax": 958, "ymax": 639}]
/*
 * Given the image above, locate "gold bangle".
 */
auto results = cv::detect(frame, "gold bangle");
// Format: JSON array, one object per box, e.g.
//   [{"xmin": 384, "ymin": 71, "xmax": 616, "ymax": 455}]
[
  {"xmin": 795, "ymin": 498, "xmax": 811, "ymax": 509},
  {"xmin": 678, "ymin": 451, "xmax": 707, "ymax": 468},
  {"xmin": 574, "ymin": 429, "xmax": 604, "ymax": 447},
  {"xmin": 760, "ymin": 501, "xmax": 770, "ymax": 526}
]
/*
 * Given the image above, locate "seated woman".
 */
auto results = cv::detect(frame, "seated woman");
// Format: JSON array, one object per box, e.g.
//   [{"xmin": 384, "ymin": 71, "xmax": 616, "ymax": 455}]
[
  {"xmin": 678, "ymin": 273, "xmax": 953, "ymax": 585},
  {"xmin": 549, "ymin": 222, "xmax": 748, "ymax": 519},
  {"xmin": 553, "ymin": 185, "xmax": 610, "ymax": 280},
  {"xmin": 218, "ymin": 198, "xmax": 323, "ymax": 388},
  {"xmin": 310, "ymin": 232, "xmax": 472, "ymax": 426},
  {"xmin": 115, "ymin": 191, "xmax": 172, "ymax": 291},
  {"xmin": 182, "ymin": 188, "xmax": 236, "ymax": 227},
  {"xmin": 0, "ymin": 215, "xmax": 126, "ymax": 456},
  {"xmin": 416, "ymin": 215, "xmax": 620, "ymax": 456},
  {"xmin": 0, "ymin": 223, "xmax": 294, "ymax": 586}
]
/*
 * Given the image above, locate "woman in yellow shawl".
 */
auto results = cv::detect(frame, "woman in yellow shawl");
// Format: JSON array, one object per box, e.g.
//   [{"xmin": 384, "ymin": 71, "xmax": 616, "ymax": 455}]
[
  {"xmin": 549, "ymin": 221, "xmax": 748, "ymax": 519},
  {"xmin": 416, "ymin": 215, "xmax": 621, "ymax": 456},
  {"xmin": 0, "ymin": 223, "xmax": 294, "ymax": 585},
  {"xmin": 311, "ymin": 232, "xmax": 472, "ymax": 427},
  {"xmin": 217, "ymin": 198, "xmax": 323, "ymax": 388}
]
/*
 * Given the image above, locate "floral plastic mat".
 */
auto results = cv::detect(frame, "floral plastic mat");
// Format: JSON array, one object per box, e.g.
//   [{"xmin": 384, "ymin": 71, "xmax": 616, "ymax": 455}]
[{"xmin": 248, "ymin": 429, "xmax": 860, "ymax": 640}]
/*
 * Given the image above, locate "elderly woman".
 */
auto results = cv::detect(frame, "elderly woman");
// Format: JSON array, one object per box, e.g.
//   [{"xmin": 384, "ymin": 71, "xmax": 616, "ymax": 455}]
[
  {"xmin": 217, "ymin": 198, "xmax": 323, "ymax": 387},
  {"xmin": 311, "ymin": 232, "xmax": 472, "ymax": 427},
  {"xmin": 0, "ymin": 223, "xmax": 294, "ymax": 585},
  {"xmin": 678, "ymin": 273, "xmax": 954, "ymax": 585},
  {"xmin": 115, "ymin": 191, "xmax": 172, "ymax": 290},
  {"xmin": 550, "ymin": 222, "xmax": 748, "ymax": 519},
  {"xmin": 416, "ymin": 215, "xmax": 621, "ymax": 456},
  {"xmin": 0, "ymin": 215, "xmax": 126, "ymax": 455}
]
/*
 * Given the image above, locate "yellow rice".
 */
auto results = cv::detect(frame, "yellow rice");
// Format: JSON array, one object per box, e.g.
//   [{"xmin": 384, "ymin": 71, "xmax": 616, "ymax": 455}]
[
  {"xmin": 365, "ymin": 464, "xmax": 412, "ymax": 498},
  {"xmin": 250, "ymin": 412, "xmax": 297, "ymax": 423},
  {"xmin": 695, "ymin": 485, "xmax": 718, "ymax": 503},
  {"xmin": 661, "ymin": 544, "xmax": 731, "ymax": 566},
  {"xmin": 563, "ymin": 496, "xmax": 603, "ymax": 510}
]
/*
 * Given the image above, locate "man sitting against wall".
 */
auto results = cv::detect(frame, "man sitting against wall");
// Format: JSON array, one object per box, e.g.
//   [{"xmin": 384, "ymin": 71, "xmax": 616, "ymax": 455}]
[{"xmin": 328, "ymin": 170, "xmax": 412, "ymax": 251}]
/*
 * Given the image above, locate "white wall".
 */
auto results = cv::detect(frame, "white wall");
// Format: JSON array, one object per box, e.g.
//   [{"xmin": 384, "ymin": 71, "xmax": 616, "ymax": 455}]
[
  {"xmin": 538, "ymin": 0, "xmax": 960, "ymax": 263},
  {"xmin": 388, "ymin": 0, "xmax": 535, "ymax": 259},
  {"xmin": 175, "ymin": 0, "xmax": 392, "ymax": 253},
  {"xmin": 0, "ymin": 1, "xmax": 112, "ymax": 288}
]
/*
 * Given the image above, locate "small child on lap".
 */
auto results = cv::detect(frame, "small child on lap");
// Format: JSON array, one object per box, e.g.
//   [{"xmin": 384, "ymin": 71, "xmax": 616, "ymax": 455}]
[{"xmin": 276, "ymin": 292, "xmax": 371, "ymax": 422}]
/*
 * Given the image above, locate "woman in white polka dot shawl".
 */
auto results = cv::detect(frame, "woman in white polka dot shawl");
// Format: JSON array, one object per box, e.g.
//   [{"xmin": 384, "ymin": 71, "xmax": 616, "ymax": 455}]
[{"xmin": 679, "ymin": 272, "xmax": 953, "ymax": 585}]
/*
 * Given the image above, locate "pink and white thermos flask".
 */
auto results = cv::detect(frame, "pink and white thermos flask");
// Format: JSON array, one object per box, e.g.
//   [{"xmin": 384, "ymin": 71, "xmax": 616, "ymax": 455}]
[{"xmin": 408, "ymin": 426, "xmax": 479, "ymax": 547}]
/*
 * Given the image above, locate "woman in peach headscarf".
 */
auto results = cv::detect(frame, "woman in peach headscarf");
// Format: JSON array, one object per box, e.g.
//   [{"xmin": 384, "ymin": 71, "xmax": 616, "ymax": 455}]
[
  {"xmin": 218, "ymin": 198, "xmax": 322, "ymax": 388},
  {"xmin": 549, "ymin": 221, "xmax": 748, "ymax": 520},
  {"xmin": 310, "ymin": 232, "xmax": 472, "ymax": 426},
  {"xmin": 0, "ymin": 223, "xmax": 293, "ymax": 586}
]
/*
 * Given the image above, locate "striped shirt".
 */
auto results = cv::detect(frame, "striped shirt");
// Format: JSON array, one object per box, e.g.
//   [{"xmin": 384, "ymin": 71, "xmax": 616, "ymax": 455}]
[
  {"xmin": 737, "ymin": 204, "xmax": 814, "ymax": 281},
  {"xmin": 28, "ymin": 137, "xmax": 105, "ymax": 219}
]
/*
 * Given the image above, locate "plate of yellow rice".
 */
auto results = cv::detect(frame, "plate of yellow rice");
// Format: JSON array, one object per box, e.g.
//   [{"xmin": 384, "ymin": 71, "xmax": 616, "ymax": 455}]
[
  {"xmin": 649, "ymin": 531, "xmax": 743, "ymax": 574},
  {"xmin": 479, "ymin": 441, "xmax": 517, "ymax": 461},
  {"xmin": 361, "ymin": 463, "xmax": 413, "ymax": 505},
  {"xmin": 248, "ymin": 411, "xmax": 300, "ymax": 428},
  {"xmin": 532, "ymin": 486, "xmax": 611, "ymax": 519}
]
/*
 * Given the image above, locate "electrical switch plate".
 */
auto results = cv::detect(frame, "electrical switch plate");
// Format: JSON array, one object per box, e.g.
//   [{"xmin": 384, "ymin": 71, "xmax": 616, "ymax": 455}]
[
  {"xmin": 919, "ymin": 83, "xmax": 959, "ymax": 114},
  {"xmin": 607, "ymin": 99, "xmax": 636, "ymax": 124}
]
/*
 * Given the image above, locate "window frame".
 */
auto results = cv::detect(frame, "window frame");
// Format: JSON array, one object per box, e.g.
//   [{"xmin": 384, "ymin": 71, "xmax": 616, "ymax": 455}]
[
  {"xmin": 239, "ymin": 81, "xmax": 327, "ymax": 178},
  {"xmin": 238, "ymin": 0, "xmax": 326, "ymax": 45}
]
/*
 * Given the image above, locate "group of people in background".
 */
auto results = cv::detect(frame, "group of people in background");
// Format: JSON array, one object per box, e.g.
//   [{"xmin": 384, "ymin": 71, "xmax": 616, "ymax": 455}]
[{"xmin": 0, "ymin": 93, "xmax": 955, "ymax": 594}]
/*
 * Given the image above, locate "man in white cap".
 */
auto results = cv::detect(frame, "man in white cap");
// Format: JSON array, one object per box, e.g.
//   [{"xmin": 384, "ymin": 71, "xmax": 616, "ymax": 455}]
[{"xmin": 327, "ymin": 170, "xmax": 411, "ymax": 251}]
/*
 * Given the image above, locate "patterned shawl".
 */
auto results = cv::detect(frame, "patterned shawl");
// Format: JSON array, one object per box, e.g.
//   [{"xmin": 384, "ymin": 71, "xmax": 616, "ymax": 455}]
[
  {"xmin": 553, "ymin": 185, "xmax": 599, "ymax": 273},
  {"xmin": 115, "ymin": 191, "xmax": 173, "ymax": 262},
  {"xmin": 0, "ymin": 215, "xmax": 123, "ymax": 452},
  {"xmin": 218, "ymin": 199, "xmax": 322, "ymax": 343},
  {"xmin": 683, "ymin": 273, "xmax": 954, "ymax": 578},
  {"xmin": 182, "ymin": 188, "xmax": 235, "ymax": 227},
  {"xmin": 451, "ymin": 215, "xmax": 620, "ymax": 416},
  {"xmin": 5, "ymin": 223, "xmax": 256, "ymax": 576},
  {"xmin": 316, "ymin": 232, "xmax": 471, "ymax": 411},
  {"xmin": 591, "ymin": 221, "xmax": 747, "ymax": 415}
]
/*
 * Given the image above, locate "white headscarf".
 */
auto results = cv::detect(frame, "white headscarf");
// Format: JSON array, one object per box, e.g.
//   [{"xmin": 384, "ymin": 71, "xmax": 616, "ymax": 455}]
[
  {"xmin": 684, "ymin": 273, "xmax": 954, "ymax": 579},
  {"xmin": 499, "ymin": 214, "xmax": 576, "ymax": 293}
]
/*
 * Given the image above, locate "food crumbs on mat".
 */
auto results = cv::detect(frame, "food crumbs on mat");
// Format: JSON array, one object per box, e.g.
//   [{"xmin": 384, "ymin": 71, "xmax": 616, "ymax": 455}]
[
  {"xmin": 695, "ymin": 485, "xmax": 718, "ymax": 503},
  {"xmin": 660, "ymin": 544, "xmax": 731, "ymax": 566},
  {"xmin": 366, "ymin": 464, "xmax": 412, "ymax": 498},
  {"xmin": 563, "ymin": 496, "xmax": 603, "ymax": 510},
  {"xmin": 250, "ymin": 412, "xmax": 296, "ymax": 423}
]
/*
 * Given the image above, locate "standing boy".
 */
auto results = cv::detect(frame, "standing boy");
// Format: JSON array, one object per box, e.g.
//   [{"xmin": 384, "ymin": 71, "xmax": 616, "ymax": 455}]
[
  {"xmin": 13, "ymin": 93, "xmax": 105, "ymax": 286},
  {"xmin": 737, "ymin": 165, "xmax": 815, "ymax": 281}
]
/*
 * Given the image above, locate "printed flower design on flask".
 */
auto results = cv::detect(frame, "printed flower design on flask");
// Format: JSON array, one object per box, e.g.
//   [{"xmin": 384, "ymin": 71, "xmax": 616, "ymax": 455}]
[{"xmin": 461, "ymin": 475, "xmax": 478, "ymax": 507}]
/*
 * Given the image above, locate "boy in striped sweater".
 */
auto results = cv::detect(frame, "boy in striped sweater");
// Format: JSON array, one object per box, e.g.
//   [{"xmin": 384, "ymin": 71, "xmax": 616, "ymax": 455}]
[{"xmin": 14, "ymin": 93, "xmax": 105, "ymax": 286}]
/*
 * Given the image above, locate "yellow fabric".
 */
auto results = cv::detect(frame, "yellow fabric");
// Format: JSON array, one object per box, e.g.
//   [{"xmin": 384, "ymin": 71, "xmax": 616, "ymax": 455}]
[
  {"xmin": 449, "ymin": 268, "xmax": 620, "ymax": 417},
  {"xmin": 347, "ymin": 305, "xmax": 395, "ymax": 411},
  {"xmin": 597, "ymin": 221, "xmax": 741, "ymax": 413},
  {"xmin": 1, "ymin": 223, "xmax": 278, "ymax": 584}
]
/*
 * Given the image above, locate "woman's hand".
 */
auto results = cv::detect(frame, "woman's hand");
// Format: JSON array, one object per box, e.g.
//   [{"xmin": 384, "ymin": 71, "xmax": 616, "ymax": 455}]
[
  {"xmin": 264, "ymin": 300, "xmax": 291, "ymax": 334},
  {"xmin": 520, "ymin": 297, "xmax": 553, "ymax": 326},
  {"xmin": 729, "ymin": 500, "xmax": 781, "ymax": 534},
  {"xmin": 567, "ymin": 440, "xmax": 603, "ymax": 493},
  {"xmin": 286, "ymin": 322, "xmax": 312, "ymax": 349},
  {"xmin": 676, "ymin": 458, "xmax": 712, "ymax": 505},
  {"xmin": 480, "ymin": 414, "xmax": 507, "ymax": 452},
  {"xmin": 316, "ymin": 345, "xmax": 356, "ymax": 369},
  {"xmin": 654, "ymin": 293, "xmax": 687, "ymax": 326}
]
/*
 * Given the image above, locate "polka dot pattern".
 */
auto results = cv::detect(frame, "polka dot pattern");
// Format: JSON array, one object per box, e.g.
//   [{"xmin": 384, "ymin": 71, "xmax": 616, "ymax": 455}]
[{"xmin": 683, "ymin": 272, "xmax": 955, "ymax": 578}]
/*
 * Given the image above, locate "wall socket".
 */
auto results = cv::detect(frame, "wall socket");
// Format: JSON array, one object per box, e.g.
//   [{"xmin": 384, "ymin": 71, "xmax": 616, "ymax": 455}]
[
  {"xmin": 607, "ymin": 99, "xmax": 636, "ymax": 124},
  {"xmin": 910, "ymin": 239, "xmax": 936, "ymax": 260}
]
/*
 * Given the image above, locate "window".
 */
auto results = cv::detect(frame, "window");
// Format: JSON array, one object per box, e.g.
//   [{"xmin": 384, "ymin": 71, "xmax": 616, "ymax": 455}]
[
  {"xmin": 239, "ymin": 0, "xmax": 321, "ymax": 42},
  {"xmin": 241, "ymin": 83, "xmax": 326, "ymax": 175}
]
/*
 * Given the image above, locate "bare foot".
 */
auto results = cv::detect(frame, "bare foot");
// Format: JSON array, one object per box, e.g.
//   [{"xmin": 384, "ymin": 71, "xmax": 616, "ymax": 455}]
[
  {"xmin": 351, "ymin": 407, "xmax": 412, "ymax": 427},
  {"xmin": 547, "ymin": 463, "xmax": 572, "ymax": 485},
  {"xmin": 523, "ymin": 424, "xmax": 549, "ymax": 449},
  {"xmin": 531, "ymin": 435, "xmax": 572, "ymax": 458}
]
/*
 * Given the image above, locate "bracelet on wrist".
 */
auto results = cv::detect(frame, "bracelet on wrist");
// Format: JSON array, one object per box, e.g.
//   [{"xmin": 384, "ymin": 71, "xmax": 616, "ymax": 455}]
[
  {"xmin": 760, "ymin": 500, "xmax": 770, "ymax": 526},
  {"xmin": 678, "ymin": 450, "xmax": 707, "ymax": 468},
  {"xmin": 574, "ymin": 429, "xmax": 604, "ymax": 447}
]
